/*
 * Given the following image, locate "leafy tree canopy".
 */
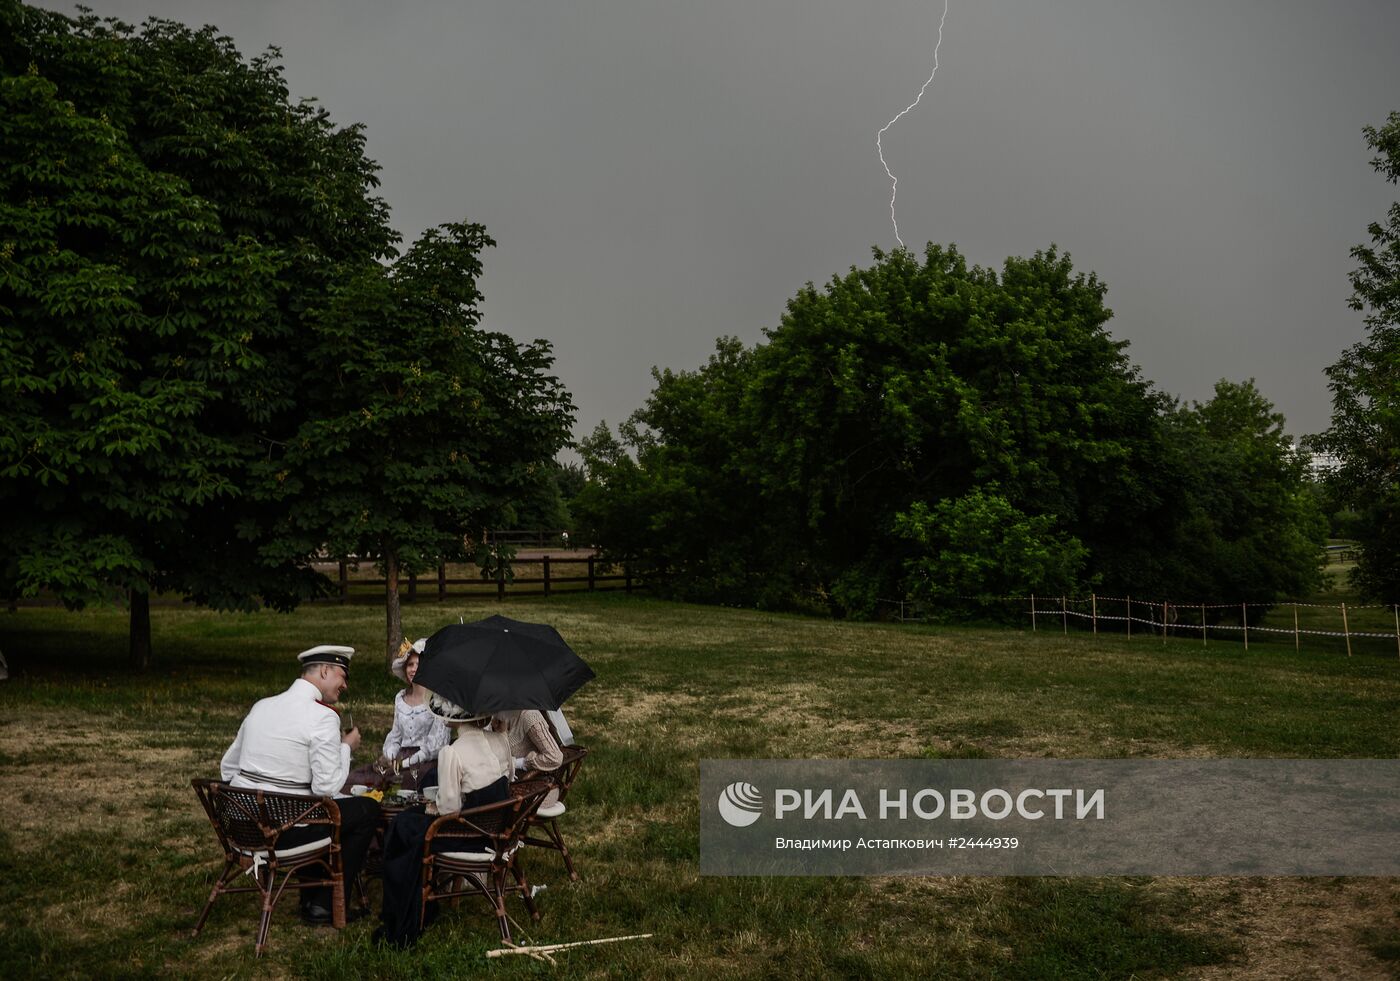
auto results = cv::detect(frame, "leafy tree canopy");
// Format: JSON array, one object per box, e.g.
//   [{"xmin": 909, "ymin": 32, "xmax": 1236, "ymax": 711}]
[
  {"xmin": 1162, "ymin": 380, "xmax": 1325, "ymax": 618},
  {"xmin": 1315, "ymin": 111, "xmax": 1400, "ymax": 602},
  {"xmin": 578, "ymin": 244, "xmax": 1322, "ymax": 618},
  {"xmin": 0, "ymin": 2, "xmax": 403, "ymax": 665},
  {"xmin": 895, "ymin": 488, "xmax": 1090, "ymax": 609},
  {"xmin": 257, "ymin": 223, "xmax": 574, "ymax": 657},
  {"xmin": 2, "ymin": 4, "xmax": 576, "ymax": 665}
]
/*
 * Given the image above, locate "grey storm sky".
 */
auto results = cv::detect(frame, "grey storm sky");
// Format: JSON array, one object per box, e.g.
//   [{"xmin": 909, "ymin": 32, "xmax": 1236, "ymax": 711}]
[{"xmin": 45, "ymin": 0, "xmax": 1400, "ymax": 444}]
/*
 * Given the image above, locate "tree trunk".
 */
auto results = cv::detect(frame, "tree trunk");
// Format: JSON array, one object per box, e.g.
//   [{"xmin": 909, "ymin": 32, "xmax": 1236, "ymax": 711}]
[
  {"xmin": 129, "ymin": 586, "xmax": 151, "ymax": 672},
  {"xmin": 385, "ymin": 544, "xmax": 402, "ymax": 664}
]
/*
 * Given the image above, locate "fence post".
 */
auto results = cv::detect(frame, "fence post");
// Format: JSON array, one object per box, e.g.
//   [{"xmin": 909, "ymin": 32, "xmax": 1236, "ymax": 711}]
[
  {"xmin": 543, "ymin": 555, "xmax": 551, "ymax": 598},
  {"xmin": 1161, "ymin": 600, "xmax": 1167, "ymax": 644},
  {"xmin": 1341, "ymin": 602, "xmax": 1351, "ymax": 657},
  {"xmin": 497, "ymin": 560, "xmax": 506, "ymax": 602},
  {"xmin": 1394, "ymin": 605, "xmax": 1399, "ymax": 661},
  {"xmin": 338, "ymin": 560, "xmax": 348, "ymax": 604},
  {"xmin": 1201, "ymin": 603, "xmax": 1206, "ymax": 646},
  {"xmin": 1091, "ymin": 593, "xmax": 1098, "ymax": 639},
  {"xmin": 587, "ymin": 555, "xmax": 596, "ymax": 591},
  {"xmin": 407, "ymin": 570, "xmax": 417, "ymax": 604},
  {"xmin": 1241, "ymin": 603, "xmax": 1248, "ymax": 651},
  {"xmin": 1030, "ymin": 594, "xmax": 1037, "ymax": 632},
  {"xmin": 1293, "ymin": 604, "xmax": 1300, "ymax": 653},
  {"xmin": 625, "ymin": 562, "xmax": 633, "ymax": 594},
  {"xmin": 438, "ymin": 561, "xmax": 447, "ymax": 603},
  {"xmin": 1061, "ymin": 596, "xmax": 1067, "ymax": 636}
]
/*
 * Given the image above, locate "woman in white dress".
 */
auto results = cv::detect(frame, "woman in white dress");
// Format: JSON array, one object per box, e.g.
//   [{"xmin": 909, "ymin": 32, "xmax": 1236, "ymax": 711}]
[
  {"xmin": 428, "ymin": 698, "xmax": 514, "ymax": 816},
  {"xmin": 379, "ymin": 640, "xmax": 449, "ymax": 786}
]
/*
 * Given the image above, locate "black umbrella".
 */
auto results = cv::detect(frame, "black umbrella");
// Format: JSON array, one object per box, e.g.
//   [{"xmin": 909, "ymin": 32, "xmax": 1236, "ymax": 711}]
[
  {"xmin": 416, "ymin": 619, "xmax": 594, "ymax": 714},
  {"xmin": 463, "ymin": 614, "xmax": 568, "ymax": 648}
]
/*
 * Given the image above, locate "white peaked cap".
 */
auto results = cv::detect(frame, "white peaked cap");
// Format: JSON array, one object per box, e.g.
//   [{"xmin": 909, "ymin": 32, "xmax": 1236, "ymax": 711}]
[{"xmin": 297, "ymin": 645, "xmax": 355, "ymax": 672}]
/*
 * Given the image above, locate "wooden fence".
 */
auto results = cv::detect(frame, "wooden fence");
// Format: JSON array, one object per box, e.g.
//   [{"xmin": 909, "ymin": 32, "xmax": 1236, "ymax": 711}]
[
  {"xmin": 319, "ymin": 554, "xmax": 640, "ymax": 604},
  {"xmin": 4, "ymin": 554, "xmax": 640, "ymax": 609}
]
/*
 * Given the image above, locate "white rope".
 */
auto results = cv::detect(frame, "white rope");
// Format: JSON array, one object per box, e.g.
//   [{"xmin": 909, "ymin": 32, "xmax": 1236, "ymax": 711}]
[
  {"xmin": 244, "ymin": 852, "xmax": 266, "ymax": 879},
  {"xmin": 939, "ymin": 594, "xmax": 1394, "ymax": 611},
  {"xmin": 486, "ymin": 933, "xmax": 655, "ymax": 961},
  {"xmin": 882, "ymin": 596, "xmax": 1400, "ymax": 642}
]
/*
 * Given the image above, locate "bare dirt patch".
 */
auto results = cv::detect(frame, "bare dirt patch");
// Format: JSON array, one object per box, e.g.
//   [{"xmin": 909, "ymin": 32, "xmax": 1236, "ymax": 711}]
[{"xmin": 1164, "ymin": 877, "xmax": 1400, "ymax": 980}]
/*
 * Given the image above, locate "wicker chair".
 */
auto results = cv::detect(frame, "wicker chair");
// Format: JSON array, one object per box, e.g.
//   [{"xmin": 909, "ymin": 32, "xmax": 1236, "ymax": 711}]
[
  {"xmin": 421, "ymin": 779, "xmax": 552, "ymax": 943},
  {"xmin": 522, "ymin": 745, "xmax": 588, "ymax": 880},
  {"xmin": 190, "ymin": 778, "xmax": 347, "ymax": 956}
]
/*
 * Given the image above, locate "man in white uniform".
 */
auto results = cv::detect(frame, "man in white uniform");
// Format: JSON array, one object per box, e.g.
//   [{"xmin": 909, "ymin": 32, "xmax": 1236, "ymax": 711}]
[{"xmin": 221, "ymin": 644, "xmax": 378, "ymax": 925}]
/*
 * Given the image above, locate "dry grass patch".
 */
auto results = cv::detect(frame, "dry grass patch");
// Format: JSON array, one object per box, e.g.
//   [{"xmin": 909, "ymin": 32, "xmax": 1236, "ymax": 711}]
[
  {"xmin": 0, "ymin": 711, "xmax": 209, "ymax": 849},
  {"xmin": 583, "ymin": 688, "xmax": 705, "ymax": 727},
  {"xmin": 1173, "ymin": 877, "xmax": 1400, "ymax": 980}
]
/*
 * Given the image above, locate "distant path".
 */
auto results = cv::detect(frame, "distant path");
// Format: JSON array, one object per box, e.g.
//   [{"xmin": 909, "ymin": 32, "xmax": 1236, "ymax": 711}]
[{"xmin": 514, "ymin": 547, "xmax": 598, "ymax": 559}]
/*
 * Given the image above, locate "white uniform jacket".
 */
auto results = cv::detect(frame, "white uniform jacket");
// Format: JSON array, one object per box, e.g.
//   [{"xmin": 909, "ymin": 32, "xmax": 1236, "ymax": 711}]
[{"xmin": 221, "ymin": 678, "xmax": 350, "ymax": 797}]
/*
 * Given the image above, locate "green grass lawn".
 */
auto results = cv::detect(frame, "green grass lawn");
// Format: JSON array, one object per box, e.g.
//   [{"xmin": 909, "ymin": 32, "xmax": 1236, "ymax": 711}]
[{"xmin": 1, "ymin": 593, "xmax": 1397, "ymax": 979}]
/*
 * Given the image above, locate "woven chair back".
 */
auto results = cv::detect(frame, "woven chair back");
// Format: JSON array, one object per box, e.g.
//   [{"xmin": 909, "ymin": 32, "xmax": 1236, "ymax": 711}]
[
  {"xmin": 192, "ymin": 779, "xmax": 338, "ymax": 853},
  {"xmin": 552, "ymin": 746, "xmax": 588, "ymax": 805},
  {"xmin": 427, "ymin": 779, "xmax": 552, "ymax": 855}
]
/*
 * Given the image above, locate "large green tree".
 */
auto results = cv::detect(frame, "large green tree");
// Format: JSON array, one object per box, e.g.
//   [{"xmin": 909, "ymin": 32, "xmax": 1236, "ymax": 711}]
[
  {"xmin": 0, "ymin": 2, "xmax": 395, "ymax": 666},
  {"xmin": 579, "ymin": 246, "xmax": 1324, "ymax": 618},
  {"xmin": 578, "ymin": 245, "xmax": 1186, "ymax": 615},
  {"xmin": 746, "ymin": 245, "xmax": 1179, "ymax": 615},
  {"xmin": 1162, "ymin": 380, "xmax": 1325, "ymax": 618},
  {"xmin": 257, "ymin": 223, "xmax": 574, "ymax": 660},
  {"xmin": 1315, "ymin": 112, "xmax": 1400, "ymax": 602}
]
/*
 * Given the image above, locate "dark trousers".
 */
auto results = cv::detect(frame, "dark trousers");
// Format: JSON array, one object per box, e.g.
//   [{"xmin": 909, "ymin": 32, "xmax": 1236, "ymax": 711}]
[
  {"xmin": 375, "ymin": 777, "xmax": 509, "ymax": 947},
  {"xmin": 277, "ymin": 795, "xmax": 380, "ymax": 912}
]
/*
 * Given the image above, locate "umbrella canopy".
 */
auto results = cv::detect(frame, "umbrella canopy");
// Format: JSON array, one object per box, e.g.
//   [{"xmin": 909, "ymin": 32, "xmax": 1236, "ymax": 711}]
[
  {"xmin": 416, "ymin": 620, "xmax": 594, "ymax": 714},
  {"xmin": 462, "ymin": 614, "xmax": 569, "ymax": 648},
  {"xmin": 459, "ymin": 616, "xmax": 579, "ymax": 742}
]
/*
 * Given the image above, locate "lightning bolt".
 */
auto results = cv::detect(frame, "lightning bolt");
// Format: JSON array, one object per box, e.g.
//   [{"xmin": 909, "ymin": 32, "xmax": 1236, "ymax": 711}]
[{"xmin": 876, "ymin": 0, "xmax": 950, "ymax": 249}]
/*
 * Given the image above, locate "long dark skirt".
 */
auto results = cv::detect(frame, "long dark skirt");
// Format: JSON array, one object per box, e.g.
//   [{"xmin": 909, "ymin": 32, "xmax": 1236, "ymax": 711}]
[{"xmin": 374, "ymin": 777, "xmax": 509, "ymax": 948}]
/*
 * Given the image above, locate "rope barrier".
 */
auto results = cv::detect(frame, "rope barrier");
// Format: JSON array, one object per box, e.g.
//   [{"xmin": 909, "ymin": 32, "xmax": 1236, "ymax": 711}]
[
  {"xmin": 954, "ymin": 595, "xmax": 1393, "ymax": 611},
  {"xmin": 882, "ymin": 594, "xmax": 1400, "ymax": 659}
]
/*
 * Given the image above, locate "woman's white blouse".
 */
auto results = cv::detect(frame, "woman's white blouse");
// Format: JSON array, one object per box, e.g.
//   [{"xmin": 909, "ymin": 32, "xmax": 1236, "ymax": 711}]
[{"xmin": 382, "ymin": 690, "xmax": 449, "ymax": 766}]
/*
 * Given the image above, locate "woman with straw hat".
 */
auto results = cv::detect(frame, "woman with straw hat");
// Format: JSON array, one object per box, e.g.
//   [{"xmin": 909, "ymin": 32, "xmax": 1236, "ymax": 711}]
[
  {"xmin": 379, "ymin": 639, "xmax": 449, "ymax": 786},
  {"xmin": 423, "ymin": 692, "xmax": 512, "ymax": 816},
  {"xmin": 339, "ymin": 639, "xmax": 448, "ymax": 794}
]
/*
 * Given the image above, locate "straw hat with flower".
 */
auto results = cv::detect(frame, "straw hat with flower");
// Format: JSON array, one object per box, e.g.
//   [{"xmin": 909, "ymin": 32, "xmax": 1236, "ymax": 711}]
[{"xmin": 390, "ymin": 637, "xmax": 427, "ymax": 683}]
